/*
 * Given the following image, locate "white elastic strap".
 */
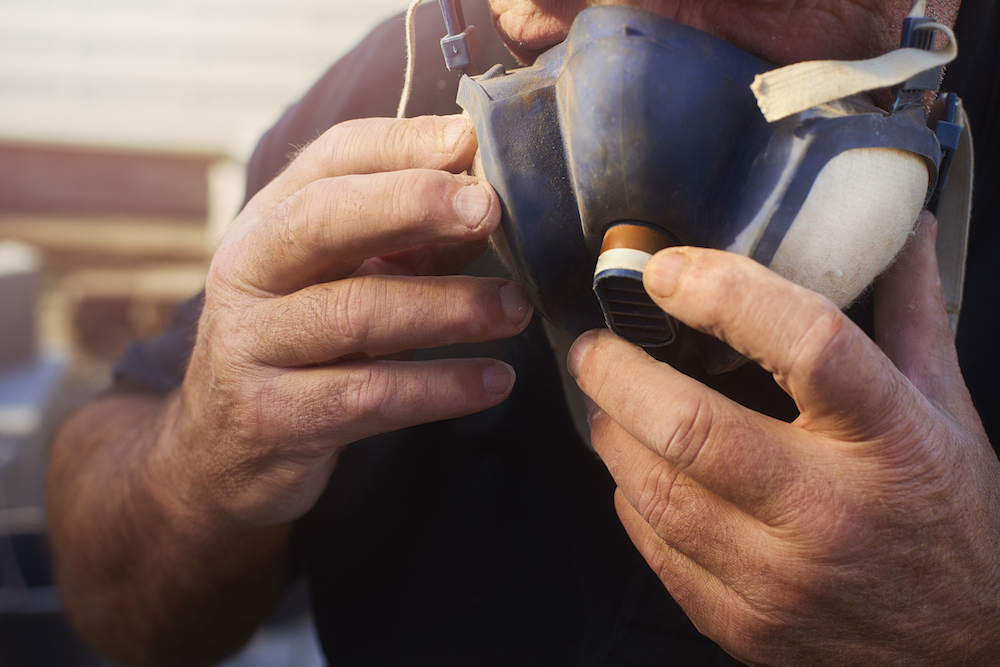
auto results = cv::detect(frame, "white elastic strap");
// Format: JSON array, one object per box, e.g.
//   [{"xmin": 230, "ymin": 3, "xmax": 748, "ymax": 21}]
[
  {"xmin": 751, "ymin": 23, "xmax": 956, "ymax": 122},
  {"xmin": 398, "ymin": 0, "xmax": 429, "ymax": 119}
]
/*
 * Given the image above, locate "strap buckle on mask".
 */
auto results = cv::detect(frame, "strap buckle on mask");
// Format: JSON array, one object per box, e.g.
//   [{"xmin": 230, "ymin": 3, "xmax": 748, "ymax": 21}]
[
  {"xmin": 892, "ymin": 13, "xmax": 944, "ymax": 110},
  {"xmin": 930, "ymin": 92, "xmax": 963, "ymax": 203},
  {"xmin": 438, "ymin": 0, "xmax": 479, "ymax": 75},
  {"xmin": 397, "ymin": 0, "xmax": 480, "ymax": 117}
]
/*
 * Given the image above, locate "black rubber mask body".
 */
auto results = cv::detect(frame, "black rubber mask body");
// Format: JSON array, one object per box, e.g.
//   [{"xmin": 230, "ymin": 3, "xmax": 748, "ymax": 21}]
[{"xmin": 457, "ymin": 5, "xmax": 942, "ymax": 372}]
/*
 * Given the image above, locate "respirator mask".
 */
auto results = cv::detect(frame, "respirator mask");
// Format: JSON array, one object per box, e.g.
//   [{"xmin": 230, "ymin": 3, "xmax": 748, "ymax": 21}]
[{"xmin": 430, "ymin": 0, "xmax": 967, "ymax": 374}]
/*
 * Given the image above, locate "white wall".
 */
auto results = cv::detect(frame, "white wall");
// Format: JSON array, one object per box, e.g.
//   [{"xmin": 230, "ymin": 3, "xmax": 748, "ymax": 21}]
[{"xmin": 0, "ymin": 0, "xmax": 414, "ymax": 160}]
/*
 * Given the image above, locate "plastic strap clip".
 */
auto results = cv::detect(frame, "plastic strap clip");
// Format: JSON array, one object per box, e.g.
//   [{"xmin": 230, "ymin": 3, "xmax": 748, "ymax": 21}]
[{"xmin": 438, "ymin": 0, "xmax": 479, "ymax": 74}]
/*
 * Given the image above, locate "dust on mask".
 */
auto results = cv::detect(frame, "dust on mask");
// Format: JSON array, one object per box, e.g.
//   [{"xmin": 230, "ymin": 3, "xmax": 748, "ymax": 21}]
[{"xmin": 429, "ymin": 1, "xmax": 963, "ymax": 374}]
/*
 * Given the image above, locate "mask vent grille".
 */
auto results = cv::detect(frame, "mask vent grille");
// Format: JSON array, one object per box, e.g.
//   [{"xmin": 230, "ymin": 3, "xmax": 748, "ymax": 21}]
[{"xmin": 593, "ymin": 272, "xmax": 676, "ymax": 347}]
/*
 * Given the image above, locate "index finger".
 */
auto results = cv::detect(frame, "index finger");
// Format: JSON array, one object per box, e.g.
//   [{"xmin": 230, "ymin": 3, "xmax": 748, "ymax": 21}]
[
  {"xmin": 228, "ymin": 169, "xmax": 499, "ymax": 295},
  {"xmin": 569, "ymin": 328, "xmax": 806, "ymax": 518},
  {"xmin": 269, "ymin": 115, "xmax": 477, "ymax": 198},
  {"xmin": 641, "ymin": 248, "xmax": 915, "ymax": 442}
]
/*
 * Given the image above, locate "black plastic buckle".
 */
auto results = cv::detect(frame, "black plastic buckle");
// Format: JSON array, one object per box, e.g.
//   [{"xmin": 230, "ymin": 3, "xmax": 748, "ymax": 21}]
[
  {"xmin": 893, "ymin": 16, "xmax": 941, "ymax": 110},
  {"xmin": 932, "ymin": 92, "xmax": 962, "ymax": 201}
]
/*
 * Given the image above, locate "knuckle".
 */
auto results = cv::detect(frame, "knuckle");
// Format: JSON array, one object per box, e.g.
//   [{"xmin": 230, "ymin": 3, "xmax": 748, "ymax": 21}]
[
  {"xmin": 381, "ymin": 119, "xmax": 415, "ymax": 165},
  {"xmin": 437, "ymin": 279, "xmax": 498, "ymax": 340},
  {"xmin": 635, "ymin": 463, "xmax": 686, "ymax": 533},
  {"xmin": 326, "ymin": 278, "xmax": 381, "ymax": 350},
  {"xmin": 249, "ymin": 295, "xmax": 323, "ymax": 365},
  {"xmin": 205, "ymin": 239, "xmax": 240, "ymax": 294},
  {"xmin": 637, "ymin": 467, "xmax": 738, "ymax": 567},
  {"xmin": 404, "ymin": 115, "xmax": 439, "ymax": 148},
  {"xmin": 580, "ymin": 331, "xmax": 625, "ymax": 391},
  {"xmin": 404, "ymin": 115, "xmax": 467, "ymax": 169},
  {"xmin": 393, "ymin": 169, "xmax": 457, "ymax": 228},
  {"xmin": 210, "ymin": 193, "xmax": 303, "ymax": 297},
  {"xmin": 640, "ymin": 531, "xmax": 686, "ymax": 584},
  {"xmin": 653, "ymin": 391, "xmax": 717, "ymax": 472},
  {"xmin": 382, "ymin": 116, "xmax": 452, "ymax": 169},
  {"xmin": 193, "ymin": 363, "xmax": 286, "ymax": 451},
  {"xmin": 793, "ymin": 494, "xmax": 868, "ymax": 558},
  {"xmin": 297, "ymin": 188, "xmax": 332, "ymax": 250},
  {"xmin": 243, "ymin": 302, "xmax": 283, "ymax": 361},
  {"xmin": 246, "ymin": 374, "xmax": 295, "ymax": 442},
  {"xmin": 256, "ymin": 193, "xmax": 311, "ymax": 288},
  {"xmin": 316, "ymin": 119, "xmax": 361, "ymax": 167},
  {"xmin": 337, "ymin": 362, "xmax": 396, "ymax": 423},
  {"xmin": 787, "ymin": 301, "xmax": 856, "ymax": 384},
  {"xmin": 273, "ymin": 192, "xmax": 307, "ymax": 240},
  {"xmin": 695, "ymin": 257, "xmax": 748, "ymax": 332}
]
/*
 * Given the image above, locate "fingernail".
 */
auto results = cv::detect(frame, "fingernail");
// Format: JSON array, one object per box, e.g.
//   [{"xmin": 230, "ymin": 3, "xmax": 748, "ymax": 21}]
[
  {"xmin": 582, "ymin": 394, "xmax": 600, "ymax": 421},
  {"xmin": 645, "ymin": 250, "xmax": 688, "ymax": 299},
  {"xmin": 499, "ymin": 282, "xmax": 532, "ymax": 328},
  {"xmin": 455, "ymin": 183, "xmax": 491, "ymax": 229},
  {"xmin": 442, "ymin": 116, "xmax": 469, "ymax": 153},
  {"xmin": 483, "ymin": 362, "xmax": 515, "ymax": 395},
  {"xmin": 567, "ymin": 330, "xmax": 599, "ymax": 378}
]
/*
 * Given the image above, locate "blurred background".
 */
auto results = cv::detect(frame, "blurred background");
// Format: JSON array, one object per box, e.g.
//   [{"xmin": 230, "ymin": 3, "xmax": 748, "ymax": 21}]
[{"xmin": 0, "ymin": 0, "xmax": 417, "ymax": 664}]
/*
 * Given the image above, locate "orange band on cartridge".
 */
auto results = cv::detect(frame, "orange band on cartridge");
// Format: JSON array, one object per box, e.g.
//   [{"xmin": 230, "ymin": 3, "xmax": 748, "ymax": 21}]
[{"xmin": 600, "ymin": 224, "xmax": 673, "ymax": 255}]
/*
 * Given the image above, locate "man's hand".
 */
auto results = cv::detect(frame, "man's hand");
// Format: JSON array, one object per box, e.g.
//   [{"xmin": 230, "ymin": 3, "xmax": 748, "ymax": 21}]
[
  {"xmin": 173, "ymin": 114, "xmax": 532, "ymax": 527},
  {"xmin": 48, "ymin": 114, "xmax": 532, "ymax": 666},
  {"xmin": 568, "ymin": 213, "xmax": 1000, "ymax": 665}
]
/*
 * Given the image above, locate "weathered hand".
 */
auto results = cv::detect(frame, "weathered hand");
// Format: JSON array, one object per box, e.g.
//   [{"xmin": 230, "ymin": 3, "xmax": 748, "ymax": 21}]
[
  {"xmin": 171, "ymin": 114, "xmax": 532, "ymax": 528},
  {"xmin": 568, "ymin": 214, "xmax": 1000, "ymax": 665}
]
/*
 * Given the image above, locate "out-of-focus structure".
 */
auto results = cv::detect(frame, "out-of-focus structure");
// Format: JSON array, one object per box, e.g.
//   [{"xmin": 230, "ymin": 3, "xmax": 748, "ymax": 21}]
[
  {"xmin": 0, "ymin": 1, "xmax": 411, "ymax": 663},
  {"xmin": 1, "ymin": 0, "xmax": 412, "ymax": 362}
]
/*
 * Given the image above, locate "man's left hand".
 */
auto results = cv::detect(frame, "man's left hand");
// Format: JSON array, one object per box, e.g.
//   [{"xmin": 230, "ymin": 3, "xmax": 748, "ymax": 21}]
[{"xmin": 568, "ymin": 213, "xmax": 1000, "ymax": 665}]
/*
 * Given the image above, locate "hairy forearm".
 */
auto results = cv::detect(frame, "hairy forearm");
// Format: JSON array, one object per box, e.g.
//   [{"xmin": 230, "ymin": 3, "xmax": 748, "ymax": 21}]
[{"xmin": 47, "ymin": 392, "xmax": 291, "ymax": 667}]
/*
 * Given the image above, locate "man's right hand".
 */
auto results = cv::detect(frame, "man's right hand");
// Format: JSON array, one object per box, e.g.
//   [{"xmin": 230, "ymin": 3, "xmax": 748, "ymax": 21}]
[
  {"xmin": 171, "ymin": 114, "xmax": 532, "ymax": 528},
  {"xmin": 47, "ymin": 114, "xmax": 532, "ymax": 666}
]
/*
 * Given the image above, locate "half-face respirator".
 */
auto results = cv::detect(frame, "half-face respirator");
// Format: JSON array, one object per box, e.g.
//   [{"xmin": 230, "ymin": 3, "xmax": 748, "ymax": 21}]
[{"xmin": 432, "ymin": 1, "xmax": 963, "ymax": 373}]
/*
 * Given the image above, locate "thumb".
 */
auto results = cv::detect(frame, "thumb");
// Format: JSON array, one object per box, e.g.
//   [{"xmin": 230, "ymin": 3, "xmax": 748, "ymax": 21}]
[{"xmin": 873, "ymin": 211, "xmax": 969, "ymax": 414}]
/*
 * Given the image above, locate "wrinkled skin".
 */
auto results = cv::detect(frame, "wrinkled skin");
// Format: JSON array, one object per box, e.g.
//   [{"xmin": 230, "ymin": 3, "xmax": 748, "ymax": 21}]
[
  {"xmin": 48, "ymin": 115, "xmax": 533, "ymax": 666},
  {"xmin": 47, "ymin": 0, "xmax": 998, "ymax": 665},
  {"xmin": 568, "ymin": 216, "xmax": 1000, "ymax": 665},
  {"xmin": 175, "ymin": 115, "xmax": 532, "ymax": 528},
  {"xmin": 495, "ymin": 1, "xmax": 999, "ymax": 665},
  {"xmin": 490, "ymin": 0, "xmax": 960, "ymax": 65}
]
